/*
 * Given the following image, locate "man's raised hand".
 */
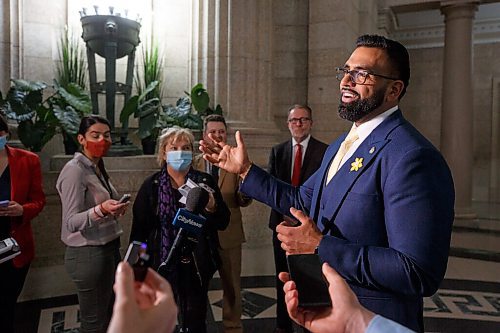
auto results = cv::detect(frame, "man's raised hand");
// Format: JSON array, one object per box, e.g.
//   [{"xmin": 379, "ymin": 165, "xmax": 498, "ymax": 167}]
[{"xmin": 199, "ymin": 130, "xmax": 252, "ymax": 176}]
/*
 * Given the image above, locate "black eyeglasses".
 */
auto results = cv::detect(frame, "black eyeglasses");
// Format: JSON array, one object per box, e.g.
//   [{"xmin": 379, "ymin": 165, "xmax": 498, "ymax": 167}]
[
  {"xmin": 335, "ymin": 67, "xmax": 399, "ymax": 85},
  {"xmin": 287, "ymin": 117, "xmax": 311, "ymax": 124}
]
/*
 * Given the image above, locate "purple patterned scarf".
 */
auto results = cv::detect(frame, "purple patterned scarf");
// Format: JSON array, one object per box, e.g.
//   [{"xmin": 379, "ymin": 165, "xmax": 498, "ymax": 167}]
[{"xmin": 158, "ymin": 166, "xmax": 192, "ymax": 264}]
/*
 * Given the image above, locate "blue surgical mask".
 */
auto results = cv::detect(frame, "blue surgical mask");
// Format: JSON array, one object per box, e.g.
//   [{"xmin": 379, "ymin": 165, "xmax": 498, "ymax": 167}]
[
  {"xmin": 0, "ymin": 135, "xmax": 7, "ymax": 150},
  {"xmin": 166, "ymin": 150, "xmax": 193, "ymax": 171}
]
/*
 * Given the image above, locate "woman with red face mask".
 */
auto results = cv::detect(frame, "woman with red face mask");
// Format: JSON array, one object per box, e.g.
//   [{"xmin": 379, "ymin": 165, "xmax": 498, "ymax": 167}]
[{"xmin": 56, "ymin": 115, "xmax": 130, "ymax": 333}]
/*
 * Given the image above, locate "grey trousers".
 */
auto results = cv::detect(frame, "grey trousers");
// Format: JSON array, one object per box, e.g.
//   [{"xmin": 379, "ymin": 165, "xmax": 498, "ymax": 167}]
[{"xmin": 65, "ymin": 238, "xmax": 121, "ymax": 333}]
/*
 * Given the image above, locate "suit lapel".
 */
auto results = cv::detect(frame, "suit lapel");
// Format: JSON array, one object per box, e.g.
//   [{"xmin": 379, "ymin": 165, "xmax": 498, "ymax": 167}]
[
  {"xmin": 310, "ymin": 138, "xmax": 344, "ymax": 222},
  {"xmin": 315, "ymin": 110, "xmax": 406, "ymax": 227},
  {"xmin": 320, "ymin": 139, "xmax": 388, "ymax": 223},
  {"xmin": 301, "ymin": 138, "xmax": 317, "ymax": 181}
]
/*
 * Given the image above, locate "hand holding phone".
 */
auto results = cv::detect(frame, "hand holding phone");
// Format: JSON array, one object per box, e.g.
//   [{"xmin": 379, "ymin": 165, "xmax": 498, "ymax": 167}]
[
  {"xmin": 0, "ymin": 200, "xmax": 9, "ymax": 208},
  {"xmin": 124, "ymin": 241, "xmax": 149, "ymax": 281},
  {"xmin": 118, "ymin": 194, "xmax": 131, "ymax": 204},
  {"xmin": 287, "ymin": 254, "xmax": 331, "ymax": 307}
]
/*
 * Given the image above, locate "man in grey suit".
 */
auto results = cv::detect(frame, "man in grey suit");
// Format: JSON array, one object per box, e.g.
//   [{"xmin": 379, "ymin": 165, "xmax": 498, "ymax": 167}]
[{"xmin": 268, "ymin": 105, "xmax": 328, "ymax": 333}]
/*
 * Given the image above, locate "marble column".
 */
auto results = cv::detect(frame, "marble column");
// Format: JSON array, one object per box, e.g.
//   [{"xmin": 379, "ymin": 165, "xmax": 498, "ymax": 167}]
[
  {"xmin": 307, "ymin": 0, "xmax": 367, "ymax": 144},
  {"xmin": 0, "ymin": 0, "xmax": 21, "ymax": 93},
  {"xmin": 440, "ymin": 1, "xmax": 479, "ymax": 219},
  {"xmin": 191, "ymin": 0, "xmax": 280, "ymax": 165},
  {"xmin": 190, "ymin": 0, "xmax": 276, "ymax": 252}
]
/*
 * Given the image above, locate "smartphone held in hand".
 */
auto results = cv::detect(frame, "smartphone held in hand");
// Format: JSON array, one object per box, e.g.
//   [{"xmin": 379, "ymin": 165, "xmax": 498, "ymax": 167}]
[
  {"xmin": 124, "ymin": 241, "xmax": 149, "ymax": 282},
  {"xmin": 286, "ymin": 254, "xmax": 331, "ymax": 307},
  {"xmin": 118, "ymin": 194, "xmax": 131, "ymax": 204}
]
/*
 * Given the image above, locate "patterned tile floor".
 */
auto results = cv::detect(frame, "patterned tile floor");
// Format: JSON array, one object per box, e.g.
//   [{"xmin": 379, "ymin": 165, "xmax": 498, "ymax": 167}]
[
  {"xmin": 14, "ymin": 275, "xmax": 500, "ymax": 333},
  {"xmin": 13, "ymin": 202, "xmax": 500, "ymax": 332}
]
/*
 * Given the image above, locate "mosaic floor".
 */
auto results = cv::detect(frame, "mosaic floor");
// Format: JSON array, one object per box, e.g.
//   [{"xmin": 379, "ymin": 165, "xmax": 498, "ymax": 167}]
[
  {"xmin": 14, "ymin": 275, "xmax": 500, "ymax": 332},
  {"xmin": 13, "ymin": 202, "xmax": 500, "ymax": 333}
]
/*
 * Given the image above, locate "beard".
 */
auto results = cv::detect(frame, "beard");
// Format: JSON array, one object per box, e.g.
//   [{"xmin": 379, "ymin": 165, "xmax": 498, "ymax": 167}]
[{"xmin": 338, "ymin": 88, "xmax": 386, "ymax": 122}]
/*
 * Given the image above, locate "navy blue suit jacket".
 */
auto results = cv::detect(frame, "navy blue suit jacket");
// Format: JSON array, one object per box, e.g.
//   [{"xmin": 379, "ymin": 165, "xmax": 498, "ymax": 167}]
[{"xmin": 241, "ymin": 110, "xmax": 455, "ymax": 332}]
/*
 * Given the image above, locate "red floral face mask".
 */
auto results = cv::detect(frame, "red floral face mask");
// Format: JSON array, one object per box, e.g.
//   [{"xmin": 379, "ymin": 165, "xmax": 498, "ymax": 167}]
[{"xmin": 85, "ymin": 139, "xmax": 111, "ymax": 158}]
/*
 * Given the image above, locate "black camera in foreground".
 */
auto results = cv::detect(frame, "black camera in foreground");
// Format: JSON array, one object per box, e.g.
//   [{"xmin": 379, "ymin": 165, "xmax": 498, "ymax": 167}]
[
  {"xmin": 0, "ymin": 237, "xmax": 21, "ymax": 264},
  {"xmin": 124, "ymin": 241, "xmax": 150, "ymax": 282}
]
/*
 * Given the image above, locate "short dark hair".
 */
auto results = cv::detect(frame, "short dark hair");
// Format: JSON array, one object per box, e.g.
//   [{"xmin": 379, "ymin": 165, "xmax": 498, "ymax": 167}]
[
  {"xmin": 287, "ymin": 104, "xmax": 313, "ymax": 120},
  {"xmin": 78, "ymin": 115, "xmax": 111, "ymax": 136},
  {"xmin": 356, "ymin": 34, "xmax": 410, "ymax": 99},
  {"xmin": 0, "ymin": 113, "xmax": 8, "ymax": 133},
  {"xmin": 203, "ymin": 114, "xmax": 227, "ymax": 131}
]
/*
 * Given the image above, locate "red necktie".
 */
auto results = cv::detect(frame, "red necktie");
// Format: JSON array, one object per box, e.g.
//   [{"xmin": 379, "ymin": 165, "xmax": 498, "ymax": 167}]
[{"xmin": 292, "ymin": 144, "xmax": 302, "ymax": 186}]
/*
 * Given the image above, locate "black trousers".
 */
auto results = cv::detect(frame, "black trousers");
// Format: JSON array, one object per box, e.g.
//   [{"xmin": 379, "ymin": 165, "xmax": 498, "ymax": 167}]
[
  {"xmin": 164, "ymin": 256, "xmax": 211, "ymax": 333},
  {"xmin": 273, "ymin": 231, "xmax": 311, "ymax": 333},
  {"xmin": 272, "ymin": 230, "xmax": 294, "ymax": 332},
  {"xmin": 0, "ymin": 261, "xmax": 30, "ymax": 333}
]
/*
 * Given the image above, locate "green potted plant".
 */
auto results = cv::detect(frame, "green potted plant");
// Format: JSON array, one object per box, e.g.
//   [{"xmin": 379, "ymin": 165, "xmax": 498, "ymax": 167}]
[
  {"xmin": 159, "ymin": 84, "xmax": 223, "ymax": 138},
  {"xmin": 55, "ymin": 27, "xmax": 90, "ymax": 154},
  {"xmin": 0, "ymin": 80, "xmax": 56, "ymax": 152},
  {"xmin": 130, "ymin": 40, "xmax": 163, "ymax": 154},
  {"xmin": 51, "ymin": 81, "xmax": 92, "ymax": 154},
  {"xmin": 120, "ymin": 81, "xmax": 224, "ymax": 154},
  {"xmin": 189, "ymin": 83, "xmax": 223, "ymax": 117},
  {"xmin": 0, "ymin": 79, "xmax": 91, "ymax": 152},
  {"xmin": 119, "ymin": 80, "xmax": 161, "ymax": 154}
]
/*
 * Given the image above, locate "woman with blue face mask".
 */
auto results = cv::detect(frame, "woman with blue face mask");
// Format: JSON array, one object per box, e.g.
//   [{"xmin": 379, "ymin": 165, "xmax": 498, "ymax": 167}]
[
  {"xmin": 130, "ymin": 126, "xmax": 230, "ymax": 333},
  {"xmin": 0, "ymin": 113, "xmax": 46, "ymax": 331}
]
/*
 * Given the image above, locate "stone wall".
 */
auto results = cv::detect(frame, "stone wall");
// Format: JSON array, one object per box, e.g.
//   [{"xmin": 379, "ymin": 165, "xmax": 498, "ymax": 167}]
[
  {"xmin": 9, "ymin": 0, "xmax": 500, "ymax": 301},
  {"xmin": 398, "ymin": 41, "xmax": 500, "ymax": 202}
]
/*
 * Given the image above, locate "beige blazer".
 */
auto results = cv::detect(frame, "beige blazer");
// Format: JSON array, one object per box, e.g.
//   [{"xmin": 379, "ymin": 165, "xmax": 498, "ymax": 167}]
[{"xmin": 193, "ymin": 155, "xmax": 252, "ymax": 249}]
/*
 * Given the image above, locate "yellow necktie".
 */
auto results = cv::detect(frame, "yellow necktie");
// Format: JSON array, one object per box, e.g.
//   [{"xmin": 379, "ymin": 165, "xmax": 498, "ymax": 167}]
[{"xmin": 326, "ymin": 126, "xmax": 359, "ymax": 184}]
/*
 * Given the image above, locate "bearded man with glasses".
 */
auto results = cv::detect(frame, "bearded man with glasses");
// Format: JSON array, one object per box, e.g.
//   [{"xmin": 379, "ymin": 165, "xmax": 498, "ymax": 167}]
[{"xmin": 200, "ymin": 35, "xmax": 455, "ymax": 333}]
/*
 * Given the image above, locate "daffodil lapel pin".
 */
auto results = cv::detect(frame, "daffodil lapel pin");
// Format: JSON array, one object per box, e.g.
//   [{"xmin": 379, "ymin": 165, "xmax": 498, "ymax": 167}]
[{"xmin": 350, "ymin": 157, "xmax": 363, "ymax": 172}]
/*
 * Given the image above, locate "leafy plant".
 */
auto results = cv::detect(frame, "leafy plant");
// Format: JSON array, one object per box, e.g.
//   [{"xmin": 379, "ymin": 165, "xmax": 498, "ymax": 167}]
[
  {"xmin": 189, "ymin": 83, "xmax": 223, "ymax": 117},
  {"xmin": 56, "ymin": 27, "xmax": 87, "ymax": 90},
  {"xmin": 51, "ymin": 81, "xmax": 92, "ymax": 136},
  {"xmin": 119, "ymin": 41, "xmax": 164, "ymax": 147},
  {"xmin": 160, "ymin": 96, "xmax": 201, "ymax": 130},
  {"xmin": 159, "ymin": 83, "xmax": 223, "ymax": 132},
  {"xmin": 136, "ymin": 40, "xmax": 163, "ymax": 100},
  {"xmin": 54, "ymin": 27, "xmax": 91, "ymax": 153},
  {"xmin": 120, "ymin": 80, "xmax": 161, "ymax": 140},
  {"xmin": 0, "ymin": 80, "xmax": 56, "ymax": 151},
  {"xmin": 0, "ymin": 79, "xmax": 91, "ymax": 152}
]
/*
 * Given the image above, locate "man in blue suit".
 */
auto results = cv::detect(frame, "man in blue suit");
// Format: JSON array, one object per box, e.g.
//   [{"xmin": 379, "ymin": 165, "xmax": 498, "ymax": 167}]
[{"xmin": 200, "ymin": 35, "xmax": 455, "ymax": 333}]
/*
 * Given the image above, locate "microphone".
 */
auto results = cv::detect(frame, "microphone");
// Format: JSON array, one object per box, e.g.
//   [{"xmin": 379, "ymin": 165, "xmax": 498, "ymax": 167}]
[
  {"xmin": 172, "ymin": 187, "xmax": 209, "ymax": 235},
  {"xmin": 160, "ymin": 187, "xmax": 209, "ymax": 272}
]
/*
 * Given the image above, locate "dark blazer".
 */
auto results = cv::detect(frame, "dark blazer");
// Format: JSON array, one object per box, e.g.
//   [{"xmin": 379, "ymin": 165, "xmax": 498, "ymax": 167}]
[
  {"xmin": 130, "ymin": 168, "xmax": 230, "ymax": 281},
  {"xmin": 268, "ymin": 136, "xmax": 327, "ymax": 229},
  {"xmin": 241, "ymin": 110, "xmax": 455, "ymax": 332},
  {"xmin": 6, "ymin": 146, "xmax": 46, "ymax": 268}
]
